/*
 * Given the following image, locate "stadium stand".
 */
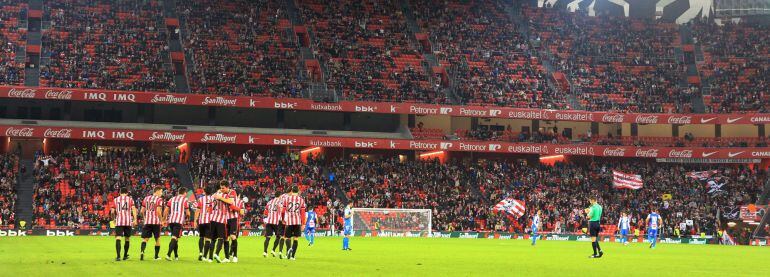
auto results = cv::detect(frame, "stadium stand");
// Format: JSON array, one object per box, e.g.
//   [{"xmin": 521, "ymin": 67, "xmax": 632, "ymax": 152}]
[
  {"xmin": 526, "ymin": 6, "xmax": 692, "ymax": 113},
  {"xmin": 0, "ymin": 153, "xmax": 19, "ymax": 226},
  {"xmin": 31, "ymin": 148, "xmax": 180, "ymax": 228},
  {"xmin": 40, "ymin": 0, "xmax": 175, "ymax": 91},
  {"xmin": 0, "ymin": 0, "xmax": 27, "ymax": 85},
  {"xmin": 691, "ymin": 21, "xmax": 770, "ymax": 113},
  {"xmin": 178, "ymin": 0, "xmax": 303, "ymax": 97}
]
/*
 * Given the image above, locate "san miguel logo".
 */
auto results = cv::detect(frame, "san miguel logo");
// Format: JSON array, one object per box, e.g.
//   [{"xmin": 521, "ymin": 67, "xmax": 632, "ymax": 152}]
[
  {"xmin": 43, "ymin": 128, "xmax": 72, "ymax": 138},
  {"xmin": 668, "ymin": 149, "xmax": 693, "ymax": 158},
  {"xmin": 149, "ymin": 132, "xmax": 186, "ymax": 141},
  {"xmin": 667, "ymin": 116, "xmax": 692, "ymax": 124},
  {"xmin": 5, "ymin": 127, "xmax": 34, "ymax": 137},
  {"xmin": 201, "ymin": 97, "xmax": 237, "ymax": 106},
  {"xmin": 151, "ymin": 94, "xmax": 188, "ymax": 104},
  {"xmin": 201, "ymin": 133, "xmax": 236, "ymax": 143},
  {"xmin": 601, "ymin": 114, "xmax": 625, "ymax": 123},
  {"xmin": 7, "ymin": 88, "xmax": 37, "ymax": 98},
  {"xmin": 634, "ymin": 115, "xmax": 659, "ymax": 124},
  {"xmin": 635, "ymin": 149, "xmax": 659, "ymax": 158},
  {"xmin": 602, "ymin": 148, "xmax": 626, "ymax": 157},
  {"xmin": 44, "ymin": 90, "xmax": 73, "ymax": 100}
]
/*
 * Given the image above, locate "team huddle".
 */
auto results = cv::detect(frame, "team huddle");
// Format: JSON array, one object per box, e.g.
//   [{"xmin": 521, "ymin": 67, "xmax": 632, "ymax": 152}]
[{"xmin": 110, "ymin": 181, "xmax": 316, "ymax": 262}]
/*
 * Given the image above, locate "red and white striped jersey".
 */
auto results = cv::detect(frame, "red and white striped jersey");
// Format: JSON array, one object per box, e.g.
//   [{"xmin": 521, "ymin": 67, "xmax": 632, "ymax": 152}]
[
  {"xmin": 113, "ymin": 195, "xmax": 135, "ymax": 227},
  {"xmin": 229, "ymin": 197, "xmax": 244, "ymax": 219},
  {"xmin": 142, "ymin": 195, "xmax": 164, "ymax": 225},
  {"xmin": 209, "ymin": 192, "xmax": 230, "ymax": 224},
  {"xmin": 281, "ymin": 193, "xmax": 306, "ymax": 225},
  {"xmin": 196, "ymin": 195, "xmax": 213, "ymax": 224},
  {"xmin": 166, "ymin": 195, "xmax": 190, "ymax": 224},
  {"xmin": 264, "ymin": 197, "xmax": 283, "ymax": 225}
]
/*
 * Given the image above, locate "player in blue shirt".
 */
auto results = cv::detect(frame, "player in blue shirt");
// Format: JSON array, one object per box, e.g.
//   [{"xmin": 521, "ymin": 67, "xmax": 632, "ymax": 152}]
[
  {"xmin": 646, "ymin": 210, "xmax": 663, "ymax": 249},
  {"xmin": 531, "ymin": 210, "xmax": 541, "ymax": 246},
  {"xmin": 304, "ymin": 209, "xmax": 317, "ymax": 246},
  {"xmin": 617, "ymin": 212, "xmax": 631, "ymax": 245},
  {"xmin": 342, "ymin": 203, "xmax": 352, "ymax": 251}
]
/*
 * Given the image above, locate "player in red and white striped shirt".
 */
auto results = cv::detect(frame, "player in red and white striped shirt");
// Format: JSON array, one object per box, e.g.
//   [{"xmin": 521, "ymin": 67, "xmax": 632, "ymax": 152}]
[
  {"xmin": 140, "ymin": 186, "xmax": 164, "ymax": 261},
  {"xmin": 163, "ymin": 187, "xmax": 190, "ymax": 260},
  {"xmin": 111, "ymin": 187, "xmax": 137, "ymax": 261},
  {"xmin": 194, "ymin": 185, "xmax": 215, "ymax": 262},
  {"xmin": 281, "ymin": 185, "xmax": 306, "ymax": 260},
  {"xmin": 226, "ymin": 192, "xmax": 245, "ymax": 262},
  {"xmin": 210, "ymin": 181, "xmax": 235, "ymax": 263},
  {"xmin": 263, "ymin": 191, "xmax": 285, "ymax": 257}
]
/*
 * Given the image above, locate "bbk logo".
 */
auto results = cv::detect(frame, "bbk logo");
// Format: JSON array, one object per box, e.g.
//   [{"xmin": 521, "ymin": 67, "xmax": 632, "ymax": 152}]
[
  {"xmin": 0, "ymin": 230, "xmax": 27, "ymax": 236},
  {"xmin": 355, "ymin": 141, "xmax": 376, "ymax": 148},
  {"xmin": 355, "ymin": 106, "xmax": 375, "ymax": 112},
  {"xmin": 274, "ymin": 102, "xmax": 297, "ymax": 109},
  {"xmin": 488, "ymin": 144, "xmax": 501, "ymax": 151},
  {"xmin": 489, "ymin": 109, "xmax": 502, "ymax": 117},
  {"xmin": 440, "ymin": 142, "xmax": 453, "ymax": 150},
  {"xmin": 46, "ymin": 230, "xmax": 75, "ymax": 236},
  {"xmin": 273, "ymin": 138, "xmax": 296, "ymax": 145},
  {"xmin": 439, "ymin": 107, "xmax": 453, "ymax": 114}
]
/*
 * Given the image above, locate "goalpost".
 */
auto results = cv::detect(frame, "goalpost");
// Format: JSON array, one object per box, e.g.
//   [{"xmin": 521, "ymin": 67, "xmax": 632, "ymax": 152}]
[{"xmin": 351, "ymin": 208, "xmax": 432, "ymax": 236}]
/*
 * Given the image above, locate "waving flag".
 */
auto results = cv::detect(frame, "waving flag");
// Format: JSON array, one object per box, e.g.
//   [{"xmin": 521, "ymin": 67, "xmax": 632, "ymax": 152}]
[
  {"xmin": 686, "ymin": 170, "xmax": 718, "ymax": 180},
  {"xmin": 612, "ymin": 170, "xmax": 643, "ymax": 190},
  {"xmin": 687, "ymin": 170, "xmax": 725, "ymax": 194},
  {"xmin": 492, "ymin": 198, "xmax": 526, "ymax": 218}
]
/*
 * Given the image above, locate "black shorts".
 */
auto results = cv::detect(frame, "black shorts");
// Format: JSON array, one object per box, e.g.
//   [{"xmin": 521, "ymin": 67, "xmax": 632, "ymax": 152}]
[
  {"xmin": 169, "ymin": 223, "xmax": 183, "ymax": 238},
  {"xmin": 115, "ymin": 226, "xmax": 132, "ymax": 237},
  {"xmin": 589, "ymin": 221, "xmax": 601, "ymax": 237},
  {"xmin": 284, "ymin": 225, "xmax": 302, "ymax": 238},
  {"xmin": 198, "ymin": 223, "xmax": 211, "ymax": 238},
  {"xmin": 210, "ymin": 222, "xmax": 227, "ymax": 240},
  {"xmin": 265, "ymin": 223, "xmax": 284, "ymax": 237},
  {"xmin": 227, "ymin": 218, "xmax": 239, "ymax": 237},
  {"xmin": 141, "ymin": 224, "xmax": 161, "ymax": 239}
]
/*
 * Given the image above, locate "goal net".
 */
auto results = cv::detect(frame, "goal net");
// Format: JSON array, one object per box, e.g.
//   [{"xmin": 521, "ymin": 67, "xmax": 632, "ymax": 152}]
[{"xmin": 351, "ymin": 208, "xmax": 432, "ymax": 236}]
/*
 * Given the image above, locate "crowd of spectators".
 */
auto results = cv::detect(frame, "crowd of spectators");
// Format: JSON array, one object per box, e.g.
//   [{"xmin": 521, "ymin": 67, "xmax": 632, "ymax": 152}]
[
  {"xmin": 0, "ymin": 1, "xmax": 26, "ymax": 85},
  {"xmin": 299, "ymin": 0, "xmax": 440, "ymax": 103},
  {"xmin": 0, "ymin": 153, "xmax": 19, "ymax": 226},
  {"xmin": 412, "ymin": 0, "xmax": 562, "ymax": 108},
  {"xmin": 20, "ymin": 145, "xmax": 767, "ymax": 240},
  {"xmin": 41, "ymin": 0, "xmax": 175, "ymax": 91},
  {"xmin": 32, "ymin": 148, "xmax": 180, "ymax": 228},
  {"xmin": 691, "ymin": 21, "xmax": 770, "ymax": 113},
  {"xmin": 179, "ymin": 0, "xmax": 303, "ymax": 97},
  {"xmin": 527, "ymin": 6, "xmax": 691, "ymax": 113}
]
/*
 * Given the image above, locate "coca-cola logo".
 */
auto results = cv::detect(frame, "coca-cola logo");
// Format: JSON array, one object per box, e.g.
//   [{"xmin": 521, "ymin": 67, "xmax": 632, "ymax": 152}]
[
  {"xmin": 201, "ymin": 133, "xmax": 236, "ymax": 143},
  {"xmin": 635, "ymin": 115, "xmax": 659, "ymax": 124},
  {"xmin": 5, "ymin": 127, "xmax": 34, "ymax": 137},
  {"xmin": 44, "ymin": 90, "xmax": 73, "ymax": 100},
  {"xmin": 149, "ymin": 132, "xmax": 186, "ymax": 141},
  {"xmin": 667, "ymin": 116, "xmax": 692, "ymax": 125},
  {"xmin": 7, "ymin": 88, "xmax": 37, "ymax": 98},
  {"xmin": 668, "ymin": 149, "xmax": 693, "ymax": 158},
  {"xmin": 43, "ymin": 128, "xmax": 72, "ymax": 138},
  {"xmin": 601, "ymin": 114, "xmax": 625, "ymax": 123},
  {"xmin": 635, "ymin": 149, "xmax": 660, "ymax": 158},
  {"xmin": 602, "ymin": 148, "xmax": 626, "ymax": 156}
]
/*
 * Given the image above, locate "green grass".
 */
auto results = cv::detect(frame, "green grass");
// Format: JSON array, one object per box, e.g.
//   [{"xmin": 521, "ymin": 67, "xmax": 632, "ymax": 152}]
[{"xmin": 1, "ymin": 236, "xmax": 769, "ymax": 276}]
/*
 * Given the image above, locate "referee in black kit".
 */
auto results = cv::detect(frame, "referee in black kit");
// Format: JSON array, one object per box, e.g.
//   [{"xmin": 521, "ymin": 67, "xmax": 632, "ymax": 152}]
[{"xmin": 586, "ymin": 196, "xmax": 604, "ymax": 258}]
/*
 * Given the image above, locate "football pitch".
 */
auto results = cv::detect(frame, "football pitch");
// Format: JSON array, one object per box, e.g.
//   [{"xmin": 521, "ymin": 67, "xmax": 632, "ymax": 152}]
[{"xmin": 1, "ymin": 236, "xmax": 768, "ymax": 276}]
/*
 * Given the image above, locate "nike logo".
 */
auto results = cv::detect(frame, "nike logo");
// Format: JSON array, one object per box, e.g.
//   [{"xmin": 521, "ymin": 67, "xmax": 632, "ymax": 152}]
[
  {"xmin": 702, "ymin": 151, "xmax": 718, "ymax": 157},
  {"xmin": 726, "ymin": 117, "xmax": 743, "ymax": 123},
  {"xmin": 700, "ymin": 117, "xmax": 716, "ymax": 123},
  {"xmin": 728, "ymin": 151, "xmax": 744, "ymax": 158}
]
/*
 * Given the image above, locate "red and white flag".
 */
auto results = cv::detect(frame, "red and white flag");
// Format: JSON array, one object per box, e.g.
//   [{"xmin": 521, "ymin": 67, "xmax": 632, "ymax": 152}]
[
  {"xmin": 492, "ymin": 198, "xmax": 526, "ymax": 218},
  {"xmin": 613, "ymin": 170, "xmax": 643, "ymax": 190}
]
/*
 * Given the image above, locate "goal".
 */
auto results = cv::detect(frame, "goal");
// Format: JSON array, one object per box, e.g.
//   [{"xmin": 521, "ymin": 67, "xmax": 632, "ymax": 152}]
[{"xmin": 351, "ymin": 208, "xmax": 432, "ymax": 236}]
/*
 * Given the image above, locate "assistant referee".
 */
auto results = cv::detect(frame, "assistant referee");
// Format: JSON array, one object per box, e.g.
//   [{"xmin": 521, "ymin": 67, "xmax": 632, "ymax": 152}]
[{"xmin": 585, "ymin": 196, "xmax": 604, "ymax": 258}]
